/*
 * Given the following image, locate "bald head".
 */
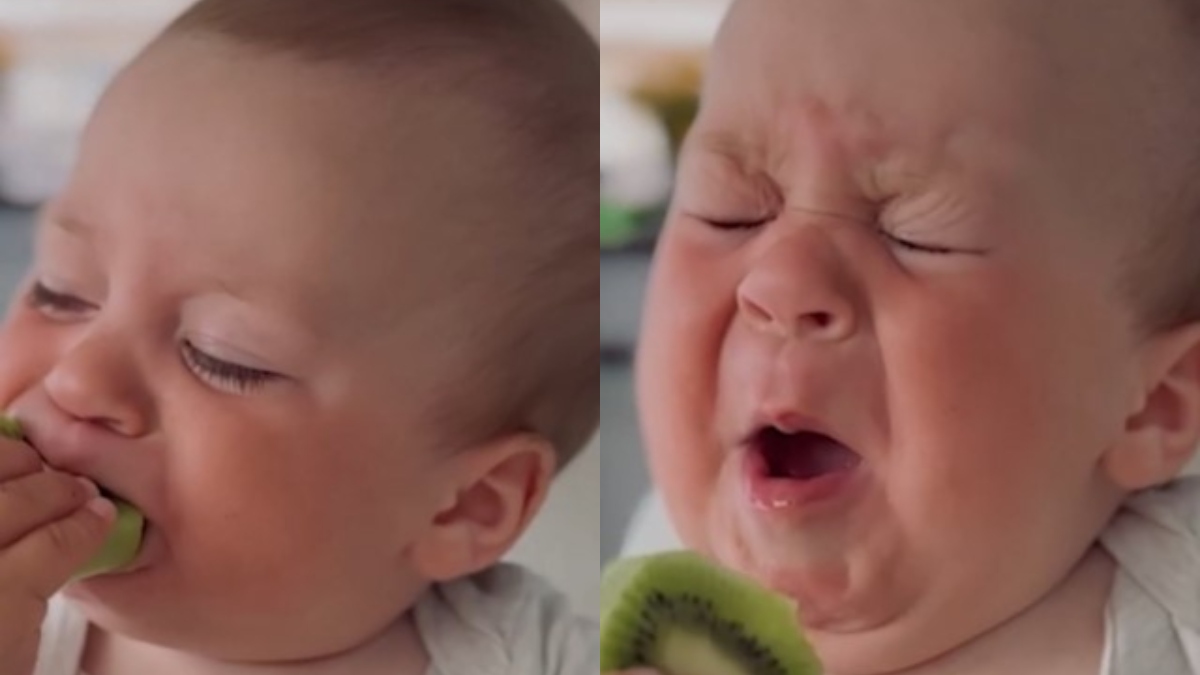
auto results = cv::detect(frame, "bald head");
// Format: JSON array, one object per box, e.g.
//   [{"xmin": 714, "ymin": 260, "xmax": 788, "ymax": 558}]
[
  {"xmin": 166, "ymin": 0, "xmax": 591, "ymax": 63},
  {"xmin": 146, "ymin": 0, "xmax": 599, "ymax": 466},
  {"xmin": 1120, "ymin": 1, "xmax": 1200, "ymax": 332},
  {"xmin": 162, "ymin": 0, "xmax": 597, "ymax": 175}
]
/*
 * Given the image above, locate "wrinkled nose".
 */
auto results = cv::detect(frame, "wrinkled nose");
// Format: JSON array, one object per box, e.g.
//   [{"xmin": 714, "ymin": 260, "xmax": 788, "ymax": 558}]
[{"xmin": 736, "ymin": 231, "xmax": 858, "ymax": 343}]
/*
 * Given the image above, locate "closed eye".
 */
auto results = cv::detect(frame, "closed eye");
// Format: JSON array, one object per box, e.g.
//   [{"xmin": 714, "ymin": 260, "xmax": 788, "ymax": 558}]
[
  {"xmin": 694, "ymin": 214, "xmax": 773, "ymax": 231},
  {"xmin": 181, "ymin": 341, "xmax": 280, "ymax": 395},
  {"xmin": 881, "ymin": 230, "xmax": 956, "ymax": 255},
  {"xmin": 28, "ymin": 280, "xmax": 282, "ymax": 395},
  {"xmin": 694, "ymin": 209, "xmax": 964, "ymax": 255},
  {"xmin": 27, "ymin": 281, "xmax": 96, "ymax": 318}
]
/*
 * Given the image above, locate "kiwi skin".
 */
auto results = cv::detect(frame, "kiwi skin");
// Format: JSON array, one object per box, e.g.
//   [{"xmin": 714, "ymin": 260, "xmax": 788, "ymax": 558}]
[
  {"xmin": 0, "ymin": 416, "xmax": 146, "ymax": 578},
  {"xmin": 601, "ymin": 550, "xmax": 823, "ymax": 675}
]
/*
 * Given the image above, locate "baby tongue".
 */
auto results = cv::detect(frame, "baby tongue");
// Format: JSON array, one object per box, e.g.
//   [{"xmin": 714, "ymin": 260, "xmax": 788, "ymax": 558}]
[{"xmin": 767, "ymin": 431, "xmax": 861, "ymax": 480}]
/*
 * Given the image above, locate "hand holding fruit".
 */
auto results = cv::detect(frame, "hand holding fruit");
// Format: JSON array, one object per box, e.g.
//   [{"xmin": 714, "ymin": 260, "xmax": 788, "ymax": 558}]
[
  {"xmin": 0, "ymin": 417, "xmax": 145, "ymax": 582},
  {"xmin": 0, "ymin": 434, "xmax": 117, "ymax": 675}
]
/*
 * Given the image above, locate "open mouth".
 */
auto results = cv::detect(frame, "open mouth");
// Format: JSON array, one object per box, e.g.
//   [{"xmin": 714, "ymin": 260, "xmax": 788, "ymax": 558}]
[{"xmin": 754, "ymin": 427, "xmax": 862, "ymax": 481}]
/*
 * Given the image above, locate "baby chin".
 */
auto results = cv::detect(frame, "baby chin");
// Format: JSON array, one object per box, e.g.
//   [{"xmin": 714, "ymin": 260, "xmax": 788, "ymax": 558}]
[{"xmin": 708, "ymin": 441, "xmax": 915, "ymax": 634}]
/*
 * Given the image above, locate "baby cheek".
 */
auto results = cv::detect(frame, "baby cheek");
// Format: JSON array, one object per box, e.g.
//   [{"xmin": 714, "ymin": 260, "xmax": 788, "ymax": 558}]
[
  {"xmin": 177, "ymin": 485, "xmax": 372, "ymax": 598},
  {"xmin": 643, "ymin": 370, "xmax": 725, "ymax": 554},
  {"xmin": 641, "ymin": 233, "xmax": 743, "ymax": 535},
  {"xmin": 0, "ymin": 311, "xmax": 66, "ymax": 407}
]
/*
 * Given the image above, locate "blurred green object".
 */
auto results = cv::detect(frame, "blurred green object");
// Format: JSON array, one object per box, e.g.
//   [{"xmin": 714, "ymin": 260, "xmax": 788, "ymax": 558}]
[
  {"xmin": 630, "ymin": 56, "xmax": 704, "ymax": 160},
  {"xmin": 601, "ymin": 201, "xmax": 639, "ymax": 249}
]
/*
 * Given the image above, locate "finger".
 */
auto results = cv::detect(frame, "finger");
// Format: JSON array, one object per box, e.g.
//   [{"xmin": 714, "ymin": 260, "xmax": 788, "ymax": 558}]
[
  {"xmin": 0, "ymin": 472, "xmax": 97, "ymax": 547},
  {"xmin": 0, "ymin": 497, "xmax": 116, "ymax": 598},
  {"xmin": 0, "ymin": 590, "xmax": 45, "ymax": 660},
  {"xmin": 0, "ymin": 633, "xmax": 39, "ymax": 675},
  {"xmin": 0, "ymin": 440, "xmax": 44, "ymax": 483}
]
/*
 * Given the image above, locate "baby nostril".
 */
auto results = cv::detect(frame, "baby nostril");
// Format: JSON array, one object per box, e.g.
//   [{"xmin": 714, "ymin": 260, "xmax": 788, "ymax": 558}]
[
  {"xmin": 802, "ymin": 307, "xmax": 857, "ymax": 340},
  {"xmin": 808, "ymin": 311, "xmax": 834, "ymax": 329},
  {"xmin": 737, "ymin": 281, "xmax": 853, "ymax": 340}
]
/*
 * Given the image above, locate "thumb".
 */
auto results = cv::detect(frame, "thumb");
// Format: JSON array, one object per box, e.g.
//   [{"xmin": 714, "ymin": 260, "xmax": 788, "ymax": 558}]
[{"xmin": 4, "ymin": 497, "xmax": 116, "ymax": 597}]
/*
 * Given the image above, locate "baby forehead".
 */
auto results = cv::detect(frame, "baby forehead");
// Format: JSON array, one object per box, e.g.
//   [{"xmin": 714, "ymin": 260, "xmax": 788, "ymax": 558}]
[
  {"xmin": 712, "ymin": 0, "xmax": 1044, "ymax": 90},
  {"xmin": 697, "ymin": 0, "xmax": 1200, "ymax": 182},
  {"xmin": 682, "ymin": 97, "xmax": 1018, "ymax": 202},
  {"xmin": 703, "ymin": 22, "xmax": 1042, "ymax": 157}
]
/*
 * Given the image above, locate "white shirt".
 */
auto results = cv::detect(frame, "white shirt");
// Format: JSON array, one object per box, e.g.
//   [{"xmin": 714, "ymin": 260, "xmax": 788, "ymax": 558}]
[
  {"xmin": 1100, "ymin": 477, "xmax": 1200, "ymax": 674},
  {"xmin": 34, "ymin": 563, "xmax": 599, "ymax": 675}
]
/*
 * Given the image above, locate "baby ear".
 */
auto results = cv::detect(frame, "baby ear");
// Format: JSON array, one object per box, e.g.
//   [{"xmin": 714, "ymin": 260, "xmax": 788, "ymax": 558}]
[
  {"xmin": 410, "ymin": 432, "xmax": 556, "ymax": 583},
  {"xmin": 1105, "ymin": 322, "xmax": 1200, "ymax": 491}
]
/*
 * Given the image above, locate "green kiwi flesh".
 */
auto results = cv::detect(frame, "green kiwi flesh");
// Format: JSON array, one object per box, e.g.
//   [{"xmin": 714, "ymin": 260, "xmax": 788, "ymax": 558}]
[
  {"xmin": 0, "ymin": 416, "xmax": 145, "ymax": 579},
  {"xmin": 0, "ymin": 416, "xmax": 23, "ymax": 440},
  {"xmin": 601, "ymin": 551, "xmax": 822, "ymax": 675}
]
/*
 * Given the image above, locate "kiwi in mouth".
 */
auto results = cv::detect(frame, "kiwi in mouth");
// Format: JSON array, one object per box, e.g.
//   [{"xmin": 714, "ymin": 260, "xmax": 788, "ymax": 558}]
[
  {"xmin": 70, "ymin": 494, "xmax": 145, "ymax": 581},
  {"xmin": 601, "ymin": 550, "xmax": 822, "ymax": 675},
  {"xmin": 0, "ymin": 416, "xmax": 145, "ymax": 579}
]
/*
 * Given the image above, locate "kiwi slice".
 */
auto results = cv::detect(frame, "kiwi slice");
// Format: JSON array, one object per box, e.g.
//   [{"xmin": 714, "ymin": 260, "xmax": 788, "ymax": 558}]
[
  {"xmin": 601, "ymin": 551, "xmax": 822, "ymax": 675},
  {"xmin": 70, "ymin": 493, "xmax": 145, "ymax": 581},
  {"xmin": 0, "ymin": 416, "xmax": 145, "ymax": 579}
]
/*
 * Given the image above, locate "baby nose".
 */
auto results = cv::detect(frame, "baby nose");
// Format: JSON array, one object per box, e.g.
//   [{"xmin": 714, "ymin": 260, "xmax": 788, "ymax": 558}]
[
  {"xmin": 43, "ymin": 327, "xmax": 151, "ymax": 438},
  {"xmin": 735, "ymin": 236, "xmax": 858, "ymax": 342}
]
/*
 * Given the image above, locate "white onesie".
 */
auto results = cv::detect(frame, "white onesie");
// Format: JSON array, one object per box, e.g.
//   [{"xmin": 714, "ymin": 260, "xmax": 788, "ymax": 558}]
[
  {"xmin": 34, "ymin": 563, "xmax": 599, "ymax": 675},
  {"xmin": 1099, "ymin": 476, "xmax": 1200, "ymax": 674}
]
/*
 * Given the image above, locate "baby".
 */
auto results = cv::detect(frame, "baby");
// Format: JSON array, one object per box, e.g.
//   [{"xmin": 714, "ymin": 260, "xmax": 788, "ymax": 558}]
[
  {"xmin": 618, "ymin": 0, "xmax": 1200, "ymax": 674},
  {"xmin": 0, "ymin": 0, "xmax": 598, "ymax": 674}
]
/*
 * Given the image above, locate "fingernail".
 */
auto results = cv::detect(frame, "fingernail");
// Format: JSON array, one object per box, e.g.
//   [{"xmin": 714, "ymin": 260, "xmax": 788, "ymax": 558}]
[
  {"xmin": 75, "ymin": 477, "xmax": 100, "ymax": 499},
  {"xmin": 85, "ymin": 497, "xmax": 116, "ymax": 522}
]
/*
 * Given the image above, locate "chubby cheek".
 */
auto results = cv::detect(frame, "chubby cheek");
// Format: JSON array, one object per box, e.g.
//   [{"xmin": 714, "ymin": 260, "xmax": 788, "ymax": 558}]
[
  {"xmin": 880, "ymin": 278, "xmax": 1127, "ymax": 576},
  {"xmin": 161, "ymin": 414, "xmax": 430, "ymax": 610},
  {"xmin": 0, "ymin": 302, "xmax": 68, "ymax": 406},
  {"xmin": 636, "ymin": 229, "xmax": 735, "ymax": 552}
]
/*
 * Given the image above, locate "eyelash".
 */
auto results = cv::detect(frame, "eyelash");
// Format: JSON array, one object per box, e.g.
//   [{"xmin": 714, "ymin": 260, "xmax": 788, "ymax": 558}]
[
  {"xmin": 27, "ymin": 281, "xmax": 94, "ymax": 316},
  {"xmin": 703, "ymin": 217, "xmax": 770, "ymax": 231},
  {"xmin": 878, "ymin": 230, "xmax": 955, "ymax": 256},
  {"xmin": 180, "ymin": 341, "xmax": 278, "ymax": 394},
  {"xmin": 699, "ymin": 216, "xmax": 955, "ymax": 255},
  {"xmin": 28, "ymin": 281, "xmax": 279, "ymax": 395}
]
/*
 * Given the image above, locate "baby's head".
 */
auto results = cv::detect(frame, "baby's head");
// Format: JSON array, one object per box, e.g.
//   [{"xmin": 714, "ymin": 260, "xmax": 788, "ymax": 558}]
[
  {"xmin": 637, "ymin": 0, "xmax": 1200, "ymax": 672},
  {"xmin": 0, "ymin": 0, "xmax": 596, "ymax": 663}
]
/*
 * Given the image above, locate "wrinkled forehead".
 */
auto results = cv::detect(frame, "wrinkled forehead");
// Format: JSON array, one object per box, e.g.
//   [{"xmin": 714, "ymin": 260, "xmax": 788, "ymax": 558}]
[
  {"xmin": 703, "ymin": 1, "xmax": 1060, "ymax": 165},
  {"xmin": 687, "ymin": 0, "xmax": 1200, "ymax": 239},
  {"xmin": 699, "ymin": 0, "xmax": 1190, "ymax": 170}
]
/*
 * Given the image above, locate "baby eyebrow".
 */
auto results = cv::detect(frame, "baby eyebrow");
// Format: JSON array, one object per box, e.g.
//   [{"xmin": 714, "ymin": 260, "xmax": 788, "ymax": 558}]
[
  {"xmin": 37, "ymin": 203, "xmax": 94, "ymax": 240},
  {"xmin": 692, "ymin": 129, "xmax": 742, "ymax": 156},
  {"xmin": 783, "ymin": 205, "xmax": 871, "ymax": 225},
  {"xmin": 52, "ymin": 217, "xmax": 93, "ymax": 240},
  {"xmin": 687, "ymin": 129, "xmax": 764, "ymax": 169}
]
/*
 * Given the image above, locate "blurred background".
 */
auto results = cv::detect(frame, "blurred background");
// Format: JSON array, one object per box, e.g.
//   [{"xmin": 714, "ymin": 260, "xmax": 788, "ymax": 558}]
[
  {"xmin": 0, "ymin": 0, "xmax": 603, "ymax": 617},
  {"xmin": 600, "ymin": 0, "xmax": 726, "ymax": 563}
]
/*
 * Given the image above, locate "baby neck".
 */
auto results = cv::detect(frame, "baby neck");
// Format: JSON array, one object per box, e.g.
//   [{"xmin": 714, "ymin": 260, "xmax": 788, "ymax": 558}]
[
  {"xmin": 82, "ymin": 613, "xmax": 430, "ymax": 675},
  {"xmin": 833, "ymin": 546, "xmax": 1114, "ymax": 675}
]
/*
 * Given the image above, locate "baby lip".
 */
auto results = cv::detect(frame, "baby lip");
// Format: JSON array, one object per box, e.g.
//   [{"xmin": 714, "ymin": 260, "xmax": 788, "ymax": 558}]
[
  {"xmin": 738, "ymin": 408, "xmax": 846, "ymax": 450},
  {"xmin": 19, "ymin": 423, "xmax": 145, "ymax": 511}
]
